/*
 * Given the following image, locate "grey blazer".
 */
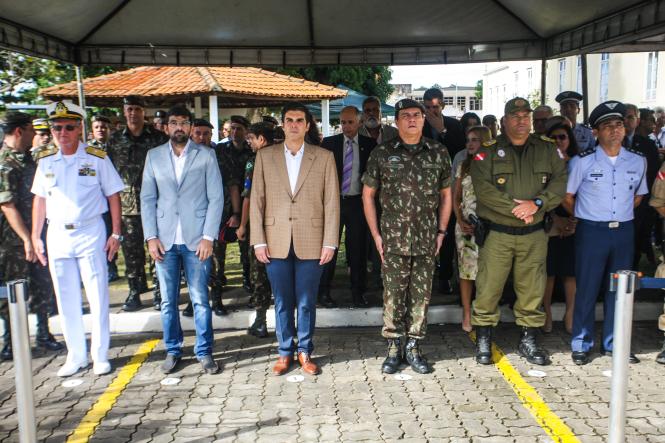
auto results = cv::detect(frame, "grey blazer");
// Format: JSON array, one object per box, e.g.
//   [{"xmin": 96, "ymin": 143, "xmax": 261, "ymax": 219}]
[{"xmin": 140, "ymin": 141, "xmax": 224, "ymax": 251}]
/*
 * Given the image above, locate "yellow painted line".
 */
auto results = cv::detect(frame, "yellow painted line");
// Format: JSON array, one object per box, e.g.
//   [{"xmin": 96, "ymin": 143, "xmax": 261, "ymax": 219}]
[
  {"xmin": 470, "ymin": 332, "xmax": 580, "ymax": 443},
  {"xmin": 66, "ymin": 338, "xmax": 160, "ymax": 443}
]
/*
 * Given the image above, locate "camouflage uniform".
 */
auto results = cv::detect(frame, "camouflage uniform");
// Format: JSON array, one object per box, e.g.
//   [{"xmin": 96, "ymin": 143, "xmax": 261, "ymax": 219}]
[
  {"xmin": 90, "ymin": 140, "xmax": 118, "ymax": 279},
  {"xmin": 0, "ymin": 144, "xmax": 55, "ymax": 318},
  {"xmin": 362, "ymin": 137, "xmax": 452, "ymax": 339},
  {"xmin": 107, "ymin": 126, "xmax": 168, "ymax": 292},
  {"xmin": 242, "ymin": 154, "xmax": 271, "ymax": 310}
]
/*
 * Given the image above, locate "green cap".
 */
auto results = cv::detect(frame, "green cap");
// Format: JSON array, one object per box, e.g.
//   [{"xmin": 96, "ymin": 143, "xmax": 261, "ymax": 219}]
[{"xmin": 504, "ymin": 97, "xmax": 532, "ymax": 115}]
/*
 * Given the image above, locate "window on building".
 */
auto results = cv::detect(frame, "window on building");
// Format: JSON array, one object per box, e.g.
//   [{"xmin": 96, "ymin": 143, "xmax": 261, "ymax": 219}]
[
  {"xmin": 469, "ymin": 96, "xmax": 482, "ymax": 111},
  {"xmin": 457, "ymin": 96, "xmax": 466, "ymax": 111},
  {"xmin": 576, "ymin": 55, "xmax": 583, "ymax": 93},
  {"xmin": 443, "ymin": 96, "xmax": 454, "ymax": 106},
  {"xmin": 647, "ymin": 52, "xmax": 659, "ymax": 101},
  {"xmin": 527, "ymin": 68, "xmax": 533, "ymax": 93},
  {"xmin": 514, "ymin": 71, "xmax": 519, "ymax": 97},
  {"xmin": 558, "ymin": 59, "xmax": 566, "ymax": 93},
  {"xmin": 600, "ymin": 53, "xmax": 610, "ymax": 102}
]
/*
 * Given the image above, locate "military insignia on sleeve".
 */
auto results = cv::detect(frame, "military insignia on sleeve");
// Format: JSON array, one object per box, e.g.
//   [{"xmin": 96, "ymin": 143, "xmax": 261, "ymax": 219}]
[
  {"xmin": 578, "ymin": 148, "xmax": 595, "ymax": 158},
  {"xmin": 482, "ymin": 140, "xmax": 496, "ymax": 147},
  {"xmin": 474, "ymin": 152, "xmax": 486, "ymax": 161},
  {"xmin": 626, "ymin": 147, "xmax": 645, "ymax": 157},
  {"xmin": 540, "ymin": 135, "xmax": 555, "ymax": 143},
  {"xmin": 85, "ymin": 146, "xmax": 107, "ymax": 159},
  {"xmin": 497, "ymin": 177, "xmax": 506, "ymax": 185},
  {"xmin": 658, "ymin": 171, "xmax": 665, "ymax": 181},
  {"xmin": 497, "ymin": 149, "xmax": 505, "ymax": 158}
]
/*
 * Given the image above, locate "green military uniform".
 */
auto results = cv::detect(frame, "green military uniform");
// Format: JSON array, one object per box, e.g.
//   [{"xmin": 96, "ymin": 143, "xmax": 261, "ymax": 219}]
[
  {"xmin": 362, "ymin": 137, "xmax": 452, "ymax": 339},
  {"xmin": 90, "ymin": 139, "xmax": 118, "ymax": 278},
  {"xmin": 241, "ymin": 154, "xmax": 271, "ymax": 310},
  {"xmin": 107, "ymin": 126, "xmax": 168, "ymax": 297},
  {"xmin": 649, "ymin": 164, "xmax": 665, "ymax": 333},
  {"xmin": 470, "ymin": 133, "xmax": 567, "ymax": 327}
]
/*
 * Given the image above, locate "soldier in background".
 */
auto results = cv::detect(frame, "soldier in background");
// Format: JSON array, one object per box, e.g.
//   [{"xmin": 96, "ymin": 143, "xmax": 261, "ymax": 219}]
[
  {"xmin": 153, "ymin": 110, "xmax": 168, "ymax": 133},
  {"xmin": 31, "ymin": 118, "xmax": 51, "ymax": 152},
  {"xmin": 556, "ymin": 91, "xmax": 595, "ymax": 150},
  {"xmin": 649, "ymin": 161, "xmax": 665, "ymax": 364},
  {"xmin": 362, "ymin": 99, "xmax": 452, "ymax": 375},
  {"xmin": 0, "ymin": 112, "xmax": 63, "ymax": 361},
  {"xmin": 107, "ymin": 95, "xmax": 168, "ymax": 311}
]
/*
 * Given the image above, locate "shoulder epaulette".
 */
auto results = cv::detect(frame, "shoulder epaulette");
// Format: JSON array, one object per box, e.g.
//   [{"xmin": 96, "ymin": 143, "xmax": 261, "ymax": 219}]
[
  {"xmin": 578, "ymin": 148, "xmax": 595, "ymax": 158},
  {"xmin": 540, "ymin": 135, "xmax": 555, "ymax": 143},
  {"xmin": 35, "ymin": 146, "xmax": 59, "ymax": 160},
  {"xmin": 482, "ymin": 139, "xmax": 497, "ymax": 147},
  {"xmin": 86, "ymin": 146, "xmax": 107, "ymax": 159},
  {"xmin": 626, "ymin": 147, "xmax": 645, "ymax": 157}
]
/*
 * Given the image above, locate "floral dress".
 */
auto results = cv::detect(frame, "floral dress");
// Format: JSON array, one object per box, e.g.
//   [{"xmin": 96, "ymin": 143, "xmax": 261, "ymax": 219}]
[{"xmin": 454, "ymin": 164, "xmax": 479, "ymax": 280}]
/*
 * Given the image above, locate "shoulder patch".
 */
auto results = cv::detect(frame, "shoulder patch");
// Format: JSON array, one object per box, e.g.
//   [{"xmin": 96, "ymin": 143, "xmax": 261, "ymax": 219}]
[
  {"xmin": 482, "ymin": 140, "xmax": 497, "ymax": 147},
  {"xmin": 86, "ymin": 146, "xmax": 107, "ymax": 159},
  {"xmin": 540, "ymin": 135, "xmax": 555, "ymax": 143},
  {"xmin": 578, "ymin": 148, "xmax": 595, "ymax": 158},
  {"xmin": 35, "ymin": 146, "xmax": 59, "ymax": 160},
  {"xmin": 626, "ymin": 147, "xmax": 645, "ymax": 157}
]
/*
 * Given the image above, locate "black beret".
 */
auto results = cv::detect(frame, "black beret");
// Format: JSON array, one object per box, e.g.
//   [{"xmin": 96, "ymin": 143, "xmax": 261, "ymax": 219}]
[
  {"xmin": 123, "ymin": 95, "xmax": 145, "ymax": 107},
  {"xmin": 230, "ymin": 115, "xmax": 250, "ymax": 128},
  {"xmin": 192, "ymin": 118, "xmax": 214, "ymax": 129},
  {"xmin": 589, "ymin": 101, "xmax": 626, "ymax": 128},
  {"xmin": 91, "ymin": 114, "xmax": 111, "ymax": 124},
  {"xmin": 394, "ymin": 99, "xmax": 425, "ymax": 118},
  {"xmin": 154, "ymin": 110, "xmax": 167, "ymax": 118}
]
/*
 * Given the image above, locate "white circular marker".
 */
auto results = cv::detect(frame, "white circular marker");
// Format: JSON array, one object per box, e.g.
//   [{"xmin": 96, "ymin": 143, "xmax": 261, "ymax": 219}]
[
  {"xmin": 61, "ymin": 379, "xmax": 83, "ymax": 388},
  {"xmin": 287, "ymin": 375, "xmax": 304, "ymax": 383},
  {"xmin": 160, "ymin": 377, "xmax": 181, "ymax": 386},
  {"xmin": 527, "ymin": 370, "xmax": 547, "ymax": 378},
  {"xmin": 394, "ymin": 374, "xmax": 412, "ymax": 381},
  {"xmin": 602, "ymin": 370, "xmax": 612, "ymax": 378}
]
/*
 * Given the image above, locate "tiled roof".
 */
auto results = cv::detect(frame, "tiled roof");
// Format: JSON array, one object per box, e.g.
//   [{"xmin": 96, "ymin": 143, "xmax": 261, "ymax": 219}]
[{"xmin": 40, "ymin": 66, "xmax": 347, "ymax": 100}]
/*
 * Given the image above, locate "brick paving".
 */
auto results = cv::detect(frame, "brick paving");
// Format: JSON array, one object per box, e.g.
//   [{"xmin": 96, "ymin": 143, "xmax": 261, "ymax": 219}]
[{"xmin": 1, "ymin": 322, "xmax": 664, "ymax": 442}]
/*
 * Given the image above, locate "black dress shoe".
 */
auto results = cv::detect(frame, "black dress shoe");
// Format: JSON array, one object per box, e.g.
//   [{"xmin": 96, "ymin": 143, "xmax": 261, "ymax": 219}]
[
  {"xmin": 352, "ymin": 292, "xmax": 369, "ymax": 308},
  {"xmin": 381, "ymin": 338, "xmax": 403, "ymax": 374},
  {"xmin": 405, "ymin": 338, "xmax": 432, "ymax": 374},
  {"xmin": 0, "ymin": 343, "xmax": 12, "ymax": 361},
  {"xmin": 182, "ymin": 302, "xmax": 193, "ymax": 317},
  {"xmin": 36, "ymin": 333, "xmax": 64, "ymax": 351},
  {"xmin": 475, "ymin": 326, "xmax": 493, "ymax": 365},
  {"xmin": 572, "ymin": 351, "xmax": 590, "ymax": 365},
  {"xmin": 600, "ymin": 348, "xmax": 640, "ymax": 363},
  {"xmin": 198, "ymin": 355, "xmax": 220, "ymax": 374},
  {"xmin": 153, "ymin": 295, "xmax": 161, "ymax": 311},
  {"xmin": 122, "ymin": 293, "xmax": 143, "ymax": 312},
  {"xmin": 318, "ymin": 292, "xmax": 337, "ymax": 308},
  {"xmin": 247, "ymin": 317, "xmax": 268, "ymax": 338}
]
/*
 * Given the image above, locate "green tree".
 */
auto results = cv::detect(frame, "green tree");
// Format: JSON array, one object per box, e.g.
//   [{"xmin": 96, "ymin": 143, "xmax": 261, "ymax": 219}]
[
  {"xmin": 475, "ymin": 79, "xmax": 483, "ymax": 99},
  {"xmin": 278, "ymin": 66, "xmax": 394, "ymax": 102}
]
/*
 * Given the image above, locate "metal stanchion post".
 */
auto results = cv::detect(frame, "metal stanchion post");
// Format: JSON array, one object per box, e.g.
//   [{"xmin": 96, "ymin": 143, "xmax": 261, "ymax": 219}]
[
  {"xmin": 608, "ymin": 270, "xmax": 637, "ymax": 443},
  {"xmin": 4, "ymin": 280, "xmax": 37, "ymax": 443}
]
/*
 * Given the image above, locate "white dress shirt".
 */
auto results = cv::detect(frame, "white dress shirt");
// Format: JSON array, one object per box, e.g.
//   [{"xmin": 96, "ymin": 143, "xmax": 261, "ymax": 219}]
[
  {"xmin": 171, "ymin": 140, "xmax": 190, "ymax": 245},
  {"xmin": 284, "ymin": 143, "xmax": 305, "ymax": 194}
]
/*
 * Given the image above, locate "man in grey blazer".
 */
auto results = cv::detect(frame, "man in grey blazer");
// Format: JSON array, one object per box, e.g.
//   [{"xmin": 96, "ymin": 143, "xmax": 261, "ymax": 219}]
[{"xmin": 141, "ymin": 105, "xmax": 224, "ymax": 374}]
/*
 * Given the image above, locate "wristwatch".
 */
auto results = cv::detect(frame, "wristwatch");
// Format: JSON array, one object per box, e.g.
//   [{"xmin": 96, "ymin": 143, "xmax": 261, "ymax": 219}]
[
  {"xmin": 111, "ymin": 233, "xmax": 124, "ymax": 242},
  {"xmin": 533, "ymin": 198, "xmax": 543, "ymax": 209}
]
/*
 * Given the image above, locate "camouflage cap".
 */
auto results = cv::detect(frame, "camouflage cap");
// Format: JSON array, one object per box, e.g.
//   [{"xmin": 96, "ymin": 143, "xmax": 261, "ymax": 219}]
[
  {"xmin": 504, "ymin": 97, "xmax": 532, "ymax": 115},
  {"xmin": 0, "ymin": 111, "xmax": 32, "ymax": 131},
  {"xmin": 394, "ymin": 98, "xmax": 426, "ymax": 118},
  {"xmin": 589, "ymin": 101, "xmax": 626, "ymax": 128}
]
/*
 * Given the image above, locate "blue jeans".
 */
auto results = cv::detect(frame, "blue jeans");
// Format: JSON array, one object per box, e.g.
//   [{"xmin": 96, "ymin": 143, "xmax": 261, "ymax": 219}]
[
  {"xmin": 266, "ymin": 247, "xmax": 324, "ymax": 356},
  {"xmin": 156, "ymin": 244, "xmax": 213, "ymax": 358}
]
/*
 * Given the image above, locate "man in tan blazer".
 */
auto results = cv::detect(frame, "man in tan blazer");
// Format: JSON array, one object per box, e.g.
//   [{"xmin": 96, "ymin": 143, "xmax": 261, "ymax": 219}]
[{"xmin": 250, "ymin": 102, "xmax": 339, "ymax": 376}]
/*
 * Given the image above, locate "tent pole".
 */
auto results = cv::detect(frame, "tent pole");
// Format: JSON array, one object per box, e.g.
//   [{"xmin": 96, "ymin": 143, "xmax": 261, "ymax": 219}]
[
  {"xmin": 75, "ymin": 65, "xmax": 88, "ymax": 143},
  {"xmin": 581, "ymin": 53, "xmax": 589, "ymax": 124},
  {"xmin": 194, "ymin": 96, "xmax": 203, "ymax": 118},
  {"xmin": 209, "ymin": 95, "xmax": 220, "ymax": 144},
  {"xmin": 540, "ymin": 58, "xmax": 546, "ymax": 106},
  {"xmin": 322, "ymin": 99, "xmax": 330, "ymax": 137}
]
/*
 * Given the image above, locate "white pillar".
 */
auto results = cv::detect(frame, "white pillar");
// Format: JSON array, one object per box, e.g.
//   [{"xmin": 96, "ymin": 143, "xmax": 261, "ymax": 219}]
[
  {"xmin": 194, "ymin": 96, "xmax": 203, "ymax": 118},
  {"xmin": 209, "ymin": 95, "xmax": 219, "ymax": 143},
  {"xmin": 75, "ymin": 65, "xmax": 88, "ymax": 142},
  {"xmin": 321, "ymin": 99, "xmax": 330, "ymax": 137}
]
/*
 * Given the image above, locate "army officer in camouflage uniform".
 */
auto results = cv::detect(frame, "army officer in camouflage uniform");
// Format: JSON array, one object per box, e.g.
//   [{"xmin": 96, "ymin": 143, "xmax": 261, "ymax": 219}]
[
  {"xmin": 470, "ymin": 97, "xmax": 567, "ymax": 366},
  {"xmin": 362, "ymin": 99, "xmax": 452, "ymax": 375}
]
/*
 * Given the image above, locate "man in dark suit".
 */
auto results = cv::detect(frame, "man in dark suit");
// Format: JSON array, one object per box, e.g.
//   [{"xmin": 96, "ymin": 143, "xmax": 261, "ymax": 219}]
[
  {"xmin": 422, "ymin": 88, "xmax": 465, "ymax": 294},
  {"xmin": 318, "ymin": 106, "xmax": 377, "ymax": 308}
]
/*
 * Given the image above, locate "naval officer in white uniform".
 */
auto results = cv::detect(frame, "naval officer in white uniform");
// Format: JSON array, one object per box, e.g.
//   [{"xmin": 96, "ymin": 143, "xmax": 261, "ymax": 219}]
[{"xmin": 31, "ymin": 101, "xmax": 124, "ymax": 377}]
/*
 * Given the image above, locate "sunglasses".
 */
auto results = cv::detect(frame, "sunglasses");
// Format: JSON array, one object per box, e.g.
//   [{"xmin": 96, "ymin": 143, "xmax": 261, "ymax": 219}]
[
  {"xmin": 551, "ymin": 134, "xmax": 568, "ymax": 141},
  {"xmin": 52, "ymin": 124, "xmax": 78, "ymax": 132}
]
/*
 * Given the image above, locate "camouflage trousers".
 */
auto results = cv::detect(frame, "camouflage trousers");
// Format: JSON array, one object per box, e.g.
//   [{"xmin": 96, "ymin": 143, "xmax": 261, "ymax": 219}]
[
  {"xmin": 121, "ymin": 215, "xmax": 147, "ymax": 285},
  {"xmin": 239, "ymin": 239, "xmax": 250, "ymax": 276},
  {"xmin": 381, "ymin": 253, "xmax": 436, "ymax": 339},
  {"xmin": 0, "ymin": 246, "xmax": 55, "ymax": 319},
  {"xmin": 209, "ymin": 240, "xmax": 226, "ymax": 292},
  {"xmin": 249, "ymin": 236, "xmax": 271, "ymax": 310}
]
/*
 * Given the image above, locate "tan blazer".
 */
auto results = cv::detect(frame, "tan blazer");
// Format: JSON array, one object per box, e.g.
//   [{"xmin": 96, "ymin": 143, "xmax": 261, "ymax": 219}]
[{"xmin": 250, "ymin": 143, "xmax": 340, "ymax": 259}]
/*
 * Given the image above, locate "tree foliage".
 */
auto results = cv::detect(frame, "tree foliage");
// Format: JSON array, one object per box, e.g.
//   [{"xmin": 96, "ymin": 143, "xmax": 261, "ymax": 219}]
[
  {"xmin": 475, "ymin": 79, "xmax": 483, "ymax": 99},
  {"xmin": 278, "ymin": 66, "xmax": 394, "ymax": 102}
]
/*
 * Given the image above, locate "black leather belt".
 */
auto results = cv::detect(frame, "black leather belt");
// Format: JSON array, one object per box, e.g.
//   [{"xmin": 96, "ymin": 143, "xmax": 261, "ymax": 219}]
[
  {"xmin": 341, "ymin": 194, "xmax": 361, "ymax": 200},
  {"xmin": 488, "ymin": 221, "xmax": 544, "ymax": 235}
]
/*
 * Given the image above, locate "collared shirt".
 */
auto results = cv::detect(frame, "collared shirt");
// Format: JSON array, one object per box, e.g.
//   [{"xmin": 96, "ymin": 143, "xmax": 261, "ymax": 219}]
[
  {"xmin": 573, "ymin": 123, "xmax": 596, "ymax": 150},
  {"xmin": 284, "ymin": 143, "xmax": 305, "ymax": 194},
  {"xmin": 358, "ymin": 124, "xmax": 399, "ymax": 145},
  {"xmin": 567, "ymin": 146, "xmax": 648, "ymax": 222},
  {"xmin": 170, "ymin": 140, "xmax": 190, "ymax": 245},
  {"xmin": 31, "ymin": 142, "xmax": 124, "ymax": 224},
  {"xmin": 343, "ymin": 134, "xmax": 361, "ymax": 196}
]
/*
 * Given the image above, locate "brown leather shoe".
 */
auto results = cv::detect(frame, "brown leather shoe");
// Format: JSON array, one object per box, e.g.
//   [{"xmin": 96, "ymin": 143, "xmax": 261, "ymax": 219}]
[
  {"xmin": 272, "ymin": 356, "xmax": 292, "ymax": 376},
  {"xmin": 297, "ymin": 352, "xmax": 321, "ymax": 375}
]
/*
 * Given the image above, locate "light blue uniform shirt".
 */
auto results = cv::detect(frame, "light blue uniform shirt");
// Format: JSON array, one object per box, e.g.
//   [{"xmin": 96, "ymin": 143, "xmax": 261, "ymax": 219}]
[
  {"xmin": 567, "ymin": 146, "xmax": 647, "ymax": 222},
  {"xmin": 573, "ymin": 123, "xmax": 596, "ymax": 151}
]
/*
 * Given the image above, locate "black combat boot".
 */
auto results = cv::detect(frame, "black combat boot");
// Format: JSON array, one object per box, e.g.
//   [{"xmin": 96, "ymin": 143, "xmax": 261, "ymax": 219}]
[
  {"xmin": 475, "ymin": 326, "xmax": 493, "ymax": 365},
  {"xmin": 247, "ymin": 309, "xmax": 268, "ymax": 338},
  {"xmin": 152, "ymin": 277, "xmax": 161, "ymax": 311},
  {"xmin": 211, "ymin": 288, "xmax": 228, "ymax": 316},
  {"xmin": 656, "ymin": 335, "xmax": 665, "ymax": 365},
  {"xmin": 122, "ymin": 278, "xmax": 143, "ymax": 312},
  {"xmin": 405, "ymin": 338, "xmax": 432, "ymax": 374},
  {"xmin": 517, "ymin": 327, "xmax": 550, "ymax": 366},
  {"xmin": 242, "ymin": 263, "xmax": 253, "ymax": 292},
  {"xmin": 182, "ymin": 301, "xmax": 193, "ymax": 317},
  {"xmin": 1, "ymin": 318, "xmax": 12, "ymax": 361},
  {"xmin": 35, "ymin": 312, "xmax": 63, "ymax": 351},
  {"xmin": 381, "ymin": 338, "xmax": 403, "ymax": 374}
]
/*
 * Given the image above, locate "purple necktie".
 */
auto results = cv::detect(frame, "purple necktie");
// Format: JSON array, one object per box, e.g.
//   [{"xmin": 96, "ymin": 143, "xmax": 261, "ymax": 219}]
[{"xmin": 342, "ymin": 139, "xmax": 354, "ymax": 194}]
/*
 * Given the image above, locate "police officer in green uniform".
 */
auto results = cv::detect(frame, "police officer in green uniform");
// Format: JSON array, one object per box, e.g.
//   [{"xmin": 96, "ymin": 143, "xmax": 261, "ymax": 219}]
[
  {"xmin": 470, "ymin": 97, "xmax": 567, "ymax": 366},
  {"xmin": 107, "ymin": 96, "xmax": 168, "ymax": 311},
  {"xmin": 362, "ymin": 99, "xmax": 452, "ymax": 374},
  {"xmin": 0, "ymin": 112, "xmax": 62, "ymax": 360}
]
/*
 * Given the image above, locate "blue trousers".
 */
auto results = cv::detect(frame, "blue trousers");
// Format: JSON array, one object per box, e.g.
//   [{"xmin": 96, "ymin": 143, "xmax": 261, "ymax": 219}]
[
  {"xmin": 156, "ymin": 244, "xmax": 213, "ymax": 358},
  {"xmin": 266, "ymin": 247, "xmax": 324, "ymax": 357},
  {"xmin": 572, "ymin": 220, "xmax": 634, "ymax": 353}
]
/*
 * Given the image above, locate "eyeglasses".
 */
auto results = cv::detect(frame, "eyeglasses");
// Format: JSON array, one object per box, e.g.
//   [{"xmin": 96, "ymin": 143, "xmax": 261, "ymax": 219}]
[
  {"xmin": 52, "ymin": 124, "xmax": 78, "ymax": 132},
  {"xmin": 551, "ymin": 134, "xmax": 568, "ymax": 141},
  {"xmin": 168, "ymin": 121, "xmax": 191, "ymax": 128}
]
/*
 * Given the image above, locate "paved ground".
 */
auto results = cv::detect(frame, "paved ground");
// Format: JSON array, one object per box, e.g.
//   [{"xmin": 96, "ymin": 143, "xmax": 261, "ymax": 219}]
[{"xmin": 1, "ymin": 322, "xmax": 664, "ymax": 443}]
